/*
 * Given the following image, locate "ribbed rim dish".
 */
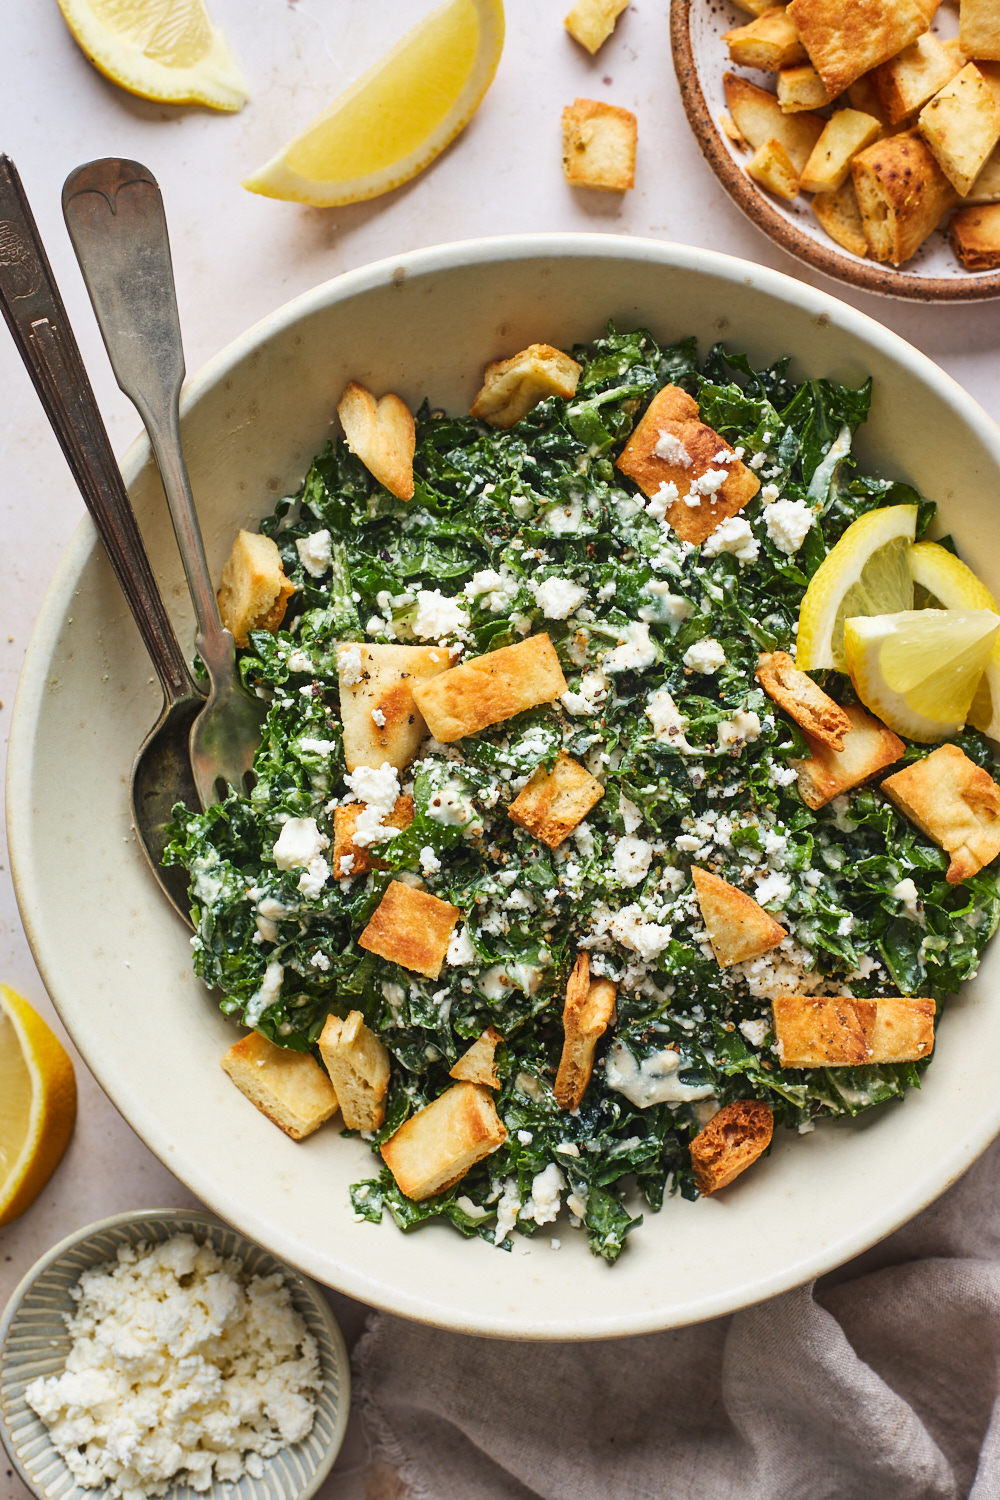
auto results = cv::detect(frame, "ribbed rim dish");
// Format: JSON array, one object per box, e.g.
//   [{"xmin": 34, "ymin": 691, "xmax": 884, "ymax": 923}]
[{"xmin": 0, "ymin": 1209, "xmax": 350, "ymax": 1500}]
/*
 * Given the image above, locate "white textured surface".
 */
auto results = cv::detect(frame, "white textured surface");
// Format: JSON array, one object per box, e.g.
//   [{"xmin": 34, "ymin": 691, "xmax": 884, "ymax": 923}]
[{"xmin": 1, "ymin": 3, "xmax": 1000, "ymax": 1495}]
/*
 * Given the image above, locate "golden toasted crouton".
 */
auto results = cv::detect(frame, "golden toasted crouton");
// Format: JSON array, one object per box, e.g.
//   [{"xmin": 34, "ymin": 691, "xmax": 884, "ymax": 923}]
[
  {"xmin": 882, "ymin": 743, "xmax": 1000, "ymax": 882},
  {"xmin": 554, "ymin": 954, "xmax": 617, "ymax": 1111},
  {"xmin": 812, "ymin": 177, "xmax": 870, "ymax": 257},
  {"xmin": 470, "ymin": 343, "xmax": 582, "ymax": 430},
  {"xmin": 852, "ymin": 130, "xmax": 956, "ymax": 264},
  {"xmin": 411, "ymin": 634, "xmax": 568, "ymax": 743},
  {"xmin": 720, "ymin": 111, "xmax": 747, "ymax": 148},
  {"xmin": 217, "ymin": 530, "xmax": 294, "ymax": 649},
  {"xmin": 449, "ymin": 1026, "xmax": 503, "ymax": 1088},
  {"xmin": 952, "ymin": 202, "xmax": 1000, "ymax": 266},
  {"xmin": 333, "ymin": 796, "xmax": 414, "ymax": 879},
  {"xmin": 756, "ymin": 651, "xmax": 852, "ymax": 749},
  {"xmin": 336, "ymin": 381, "xmax": 415, "ymax": 502},
  {"xmin": 337, "ymin": 643, "xmax": 450, "ymax": 772},
  {"xmin": 919, "ymin": 64, "xmax": 1000, "ymax": 196},
  {"xmin": 221, "ymin": 1031, "xmax": 338, "ymax": 1140},
  {"xmin": 691, "ymin": 867, "xmax": 786, "ymax": 967},
  {"xmin": 615, "ymin": 383, "xmax": 761, "ymax": 545},
  {"xmin": 508, "ymin": 753, "xmax": 605, "ymax": 849},
  {"xmin": 723, "ymin": 7, "xmax": 807, "ymax": 70},
  {"xmin": 847, "ymin": 72, "xmax": 889, "ymax": 124},
  {"xmin": 561, "ymin": 98, "xmax": 637, "ymax": 192},
  {"xmin": 792, "ymin": 702, "xmax": 904, "ymax": 809},
  {"xmin": 914, "ymin": 0, "xmax": 941, "ymax": 18},
  {"xmin": 873, "ymin": 33, "xmax": 963, "ymax": 126},
  {"xmin": 731, "ymin": 0, "xmax": 779, "ymax": 14},
  {"xmin": 778, "ymin": 62, "xmax": 832, "ymax": 112},
  {"xmin": 786, "ymin": 0, "xmax": 928, "ymax": 99},
  {"xmin": 380, "ymin": 1082, "xmax": 507, "ymax": 1200},
  {"xmin": 358, "ymin": 880, "xmax": 459, "ymax": 979},
  {"xmin": 746, "ymin": 138, "xmax": 802, "ymax": 199},
  {"xmin": 800, "ymin": 108, "xmax": 882, "ymax": 194},
  {"xmin": 690, "ymin": 1100, "xmax": 774, "ymax": 1193},
  {"xmin": 773, "ymin": 993, "xmax": 935, "ymax": 1065},
  {"xmin": 961, "ymin": 0, "xmax": 1000, "ymax": 63},
  {"xmin": 724, "ymin": 74, "xmax": 826, "ymax": 173},
  {"xmin": 317, "ymin": 1011, "xmax": 391, "ymax": 1131},
  {"xmin": 968, "ymin": 144, "xmax": 1000, "ymax": 204},
  {"xmin": 564, "ymin": 0, "xmax": 629, "ymax": 54}
]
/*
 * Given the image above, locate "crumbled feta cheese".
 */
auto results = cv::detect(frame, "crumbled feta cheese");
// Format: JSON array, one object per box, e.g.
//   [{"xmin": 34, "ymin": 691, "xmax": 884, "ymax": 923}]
[
  {"xmin": 493, "ymin": 1178, "xmax": 522, "ymax": 1246},
  {"xmin": 338, "ymin": 855, "xmax": 355, "ymax": 876},
  {"xmin": 614, "ymin": 836, "xmax": 654, "ymax": 888},
  {"xmin": 420, "ymin": 846, "xmax": 442, "ymax": 877},
  {"xmin": 338, "ymin": 645, "xmax": 364, "ymax": 685},
  {"xmin": 619, "ymin": 794, "xmax": 643, "ymax": 835},
  {"xmin": 343, "ymin": 763, "xmax": 402, "ymax": 848},
  {"xmin": 604, "ymin": 622, "xmax": 657, "ymax": 674},
  {"xmin": 371, "ymin": 708, "xmax": 387, "ymax": 727},
  {"xmin": 561, "ymin": 668, "xmax": 609, "ymax": 717},
  {"xmin": 654, "ymin": 431, "xmax": 692, "ymax": 466},
  {"xmin": 309, "ymin": 950, "xmax": 331, "ymax": 971},
  {"xmin": 683, "ymin": 637, "xmax": 727, "ymax": 675},
  {"xmin": 753, "ymin": 869, "xmax": 793, "ymax": 909},
  {"xmin": 646, "ymin": 480, "xmax": 680, "ymax": 521},
  {"xmin": 464, "ymin": 566, "xmax": 520, "ymax": 613},
  {"xmin": 700, "ymin": 516, "xmax": 759, "ymax": 563},
  {"xmin": 447, "ymin": 926, "xmax": 476, "ymax": 966},
  {"xmin": 519, "ymin": 1162, "xmax": 566, "ymax": 1226},
  {"xmin": 295, "ymin": 529, "xmax": 332, "ymax": 577},
  {"xmin": 411, "ymin": 589, "xmax": 470, "ymax": 640},
  {"xmin": 609, "ymin": 904, "xmax": 672, "ymax": 959},
  {"xmin": 739, "ymin": 1018, "xmax": 769, "ymax": 1048},
  {"xmin": 765, "ymin": 498, "xmax": 816, "ymax": 555},
  {"xmin": 892, "ymin": 877, "xmax": 925, "ymax": 924},
  {"xmin": 532, "ymin": 575, "xmax": 588, "ymax": 619},
  {"xmin": 272, "ymin": 817, "xmax": 330, "ymax": 898},
  {"xmin": 646, "ymin": 687, "xmax": 693, "ymax": 751},
  {"xmin": 286, "ymin": 649, "xmax": 312, "ymax": 673},
  {"xmin": 686, "ymin": 467, "xmax": 729, "ymax": 500}
]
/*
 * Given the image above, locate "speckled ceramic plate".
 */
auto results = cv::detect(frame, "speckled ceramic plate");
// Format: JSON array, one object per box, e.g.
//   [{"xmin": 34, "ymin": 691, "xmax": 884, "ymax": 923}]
[
  {"xmin": 0, "ymin": 1209, "xmax": 350, "ymax": 1500},
  {"xmin": 670, "ymin": 0, "xmax": 1000, "ymax": 301}
]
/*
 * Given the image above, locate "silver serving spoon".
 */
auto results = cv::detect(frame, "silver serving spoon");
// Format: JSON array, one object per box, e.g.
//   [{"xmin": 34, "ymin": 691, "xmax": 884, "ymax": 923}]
[
  {"xmin": 62, "ymin": 158, "xmax": 265, "ymax": 810},
  {"xmin": 0, "ymin": 154, "xmax": 201, "ymax": 925}
]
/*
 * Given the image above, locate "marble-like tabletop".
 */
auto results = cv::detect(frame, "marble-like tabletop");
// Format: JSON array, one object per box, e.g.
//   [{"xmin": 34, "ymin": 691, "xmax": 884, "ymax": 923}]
[{"xmin": 3, "ymin": 3, "xmax": 1000, "ymax": 1494}]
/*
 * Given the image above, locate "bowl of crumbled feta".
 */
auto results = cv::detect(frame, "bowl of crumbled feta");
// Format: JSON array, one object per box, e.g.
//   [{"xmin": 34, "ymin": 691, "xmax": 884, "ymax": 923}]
[
  {"xmin": 10, "ymin": 234, "xmax": 1000, "ymax": 1340},
  {"xmin": 0, "ymin": 1209, "xmax": 349, "ymax": 1500}
]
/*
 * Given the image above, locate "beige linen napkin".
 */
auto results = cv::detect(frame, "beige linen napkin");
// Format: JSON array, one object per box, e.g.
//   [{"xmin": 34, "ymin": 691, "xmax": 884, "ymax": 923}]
[{"xmin": 354, "ymin": 1136, "xmax": 1000, "ymax": 1499}]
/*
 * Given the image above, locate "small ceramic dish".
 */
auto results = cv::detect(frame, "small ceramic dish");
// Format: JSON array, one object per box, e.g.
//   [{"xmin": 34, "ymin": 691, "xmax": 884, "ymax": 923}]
[
  {"xmin": 0, "ymin": 1208, "xmax": 350, "ymax": 1500},
  {"xmin": 670, "ymin": 0, "xmax": 1000, "ymax": 301}
]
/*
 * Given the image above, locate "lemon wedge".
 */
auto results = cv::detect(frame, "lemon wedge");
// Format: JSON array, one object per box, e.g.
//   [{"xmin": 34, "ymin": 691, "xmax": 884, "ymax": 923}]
[
  {"xmin": 843, "ymin": 609, "xmax": 1000, "ymax": 742},
  {"xmin": 909, "ymin": 541, "xmax": 1000, "ymax": 740},
  {"xmin": 796, "ymin": 505, "xmax": 918, "ymax": 671},
  {"xmin": 56, "ymin": 0, "xmax": 248, "ymax": 111},
  {"xmin": 242, "ymin": 0, "xmax": 505, "ymax": 207},
  {"xmin": 0, "ymin": 984, "xmax": 77, "ymax": 1228}
]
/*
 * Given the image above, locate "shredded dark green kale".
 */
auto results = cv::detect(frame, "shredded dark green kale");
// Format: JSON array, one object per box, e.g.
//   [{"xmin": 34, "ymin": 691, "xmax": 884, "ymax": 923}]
[{"xmin": 165, "ymin": 326, "xmax": 1000, "ymax": 1263}]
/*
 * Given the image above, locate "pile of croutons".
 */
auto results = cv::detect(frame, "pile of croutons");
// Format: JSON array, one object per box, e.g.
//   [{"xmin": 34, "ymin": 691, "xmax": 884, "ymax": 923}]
[{"xmin": 719, "ymin": 0, "xmax": 1000, "ymax": 269}]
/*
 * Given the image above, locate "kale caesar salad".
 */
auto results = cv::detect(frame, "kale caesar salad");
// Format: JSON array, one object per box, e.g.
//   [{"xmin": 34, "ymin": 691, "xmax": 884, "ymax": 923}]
[{"xmin": 166, "ymin": 326, "xmax": 1000, "ymax": 1263}]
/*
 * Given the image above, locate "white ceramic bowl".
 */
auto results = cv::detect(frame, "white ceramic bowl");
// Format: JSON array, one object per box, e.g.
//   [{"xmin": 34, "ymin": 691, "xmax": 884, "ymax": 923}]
[
  {"xmin": 0, "ymin": 1209, "xmax": 350, "ymax": 1500},
  {"xmin": 9, "ymin": 234, "xmax": 1000, "ymax": 1339}
]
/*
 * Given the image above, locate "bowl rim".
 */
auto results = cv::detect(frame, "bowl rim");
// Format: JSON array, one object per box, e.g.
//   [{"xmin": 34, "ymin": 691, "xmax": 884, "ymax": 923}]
[
  {"xmin": 0, "ymin": 1207, "xmax": 351, "ymax": 1500},
  {"xmin": 668, "ymin": 0, "xmax": 1000, "ymax": 304},
  {"xmin": 9, "ymin": 230, "xmax": 1000, "ymax": 1338}
]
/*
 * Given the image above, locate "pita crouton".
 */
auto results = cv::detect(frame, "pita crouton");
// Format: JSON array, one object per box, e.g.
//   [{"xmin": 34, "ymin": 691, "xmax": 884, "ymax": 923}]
[
  {"xmin": 792, "ymin": 702, "xmax": 904, "ymax": 809},
  {"xmin": 337, "ymin": 381, "xmax": 415, "ymax": 502},
  {"xmin": 746, "ymin": 138, "xmax": 802, "ymax": 199},
  {"xmin": 723, "ymin": 7, "xmax": 807, "ymax": 71},
  {"xmin": 852, "ymin": 130, "xmax": 957, "ymax": 263},
  {"xmin": 690, "ymin": 1100, "xmax": 774, "ymax": 1193},
  {"xmin": 778, "ymin": 62, "xmax": 832, "ymax": 112},
  {"xmin": 337, "ymin": 644, "xmax": 450, "ymax": 772},
  {"xmin": 960, "ymin": 0, "xmax": 1000, "ymax": 64},
  {"xmin": 554, "ymin": 954, "xmax": 617, "ymax": 1111},
  {"xmin": 358, "ymin": 880, "xmax": 460, "ymax": 979},
  {"xmin": 868, "ymin": 996, "xmax": 936, "ymax": 1062},
  {"xmin": 318, "ymin": 1010, "xmax": 391, "ymax": 1131},
  {"xmin": 217, "ymin": 530, "xmax": 294, "ymax": 648},
  {"xmin": 470, "ymin": 343, "xmax": 582, "ymax": 430},
  {"xmin": 968, "ymin": 145, "xmax": 1000, "ymax": 204},
  {"xmin": 800, "ymin": 108, "xmax": 882, "ymax": 194},
  {"xmin": 786, "ymin": 0, "xmax": 929, "ymax": 99},
  {"xmin": 411, "ymin": 634, "xmax": 568, "ymax": 743},
  {"xmin": 449, "ymin": 1026, "xmax": 503, "ymax": 1088},
  {"xmin": 847, "ymin": 72, "xmax": 890, "ymax": 124},
  {"xmin": 615, "ymin": 383, "xmax": 761, "ymax": 545},
  {"xmin": 561, "ymin": 98, "xmax": 637, "ymax": 192},
  {"xmin": 873, "ymin": 33, "xmax": 964, "ymax": 126},
  {"xmin": 882, "ymin": 743, "xmax": 1000, "ymax": 882},
  {"xmin": 333, "ymin": 798, "xmax": 414, "ymax": 880},
  {"xmin": 691, "ymin": 867, "xmax": 786, "ymax": 967},
  {"xmin": 564, "ymin": 0, "xmax": 629, "ymax": 54},
  {"xmin": 757, "ymin": 651, "xmax": 852, "ymax": 749},
  {"xmin": 773, "ymin": 994, "xmax": 935, "ymax": 1065},
  {"xmin": 952, "ymin": 202, "xmax": 1000, "ymax": 266},
  {"xmin": 508, "ymin": 753, "xmax": 605, "ymax": 849},
  {"xmin": 380, "ymin": 1082, "xmax": 507, "ymax": 1200},
  {"xmin": 919, "ymin": 64, "xmax": 1000, "ymax": 196},
  {"xmin": 812, "ymin": 177, "xmax": 870, "ymax": 257},
  {"xmin": 221, "ymin": 1031, "xmax": 338, "ymax": 1140},
  {"xmin": 724, "ymin": 74, "xmax": 826, "ymax": 172}
]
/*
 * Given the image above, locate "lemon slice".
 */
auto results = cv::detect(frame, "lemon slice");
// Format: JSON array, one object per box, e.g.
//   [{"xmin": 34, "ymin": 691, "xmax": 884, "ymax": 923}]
[
  {"xmin": 242, "ymin": 0, "xmax": 505, "ymax": 207},
  {"xmin": 56, "ymin": 0, "xmax": 248, "ymax": 111},
  {"xmin": 796, "ymin": 505, "xmax": 918, "ymax": 671},
  {"xmin": 844, "ymin": 609, "xmax": 1000, "ymax": 742},
  {"xmin": 0, "ymin": 985, "xmax": 77, "ymax": 1228},
  {"xmin": 909, "ymin": 540, "xmax": 1000, "ymax": 740}
]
